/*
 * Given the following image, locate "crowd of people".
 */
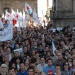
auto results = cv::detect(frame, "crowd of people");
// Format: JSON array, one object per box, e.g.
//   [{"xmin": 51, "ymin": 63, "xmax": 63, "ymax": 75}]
[{"xmin": 0, "ymin": 15, "xmax": 75, "ymax": 75}]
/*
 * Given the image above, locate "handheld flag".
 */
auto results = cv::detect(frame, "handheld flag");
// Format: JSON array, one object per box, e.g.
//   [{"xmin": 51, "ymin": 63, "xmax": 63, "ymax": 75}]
[
  {"xmin": 11, "ymin": 9, "xmax": 16, "ymax": 15},
  {"xmin": 22, "ymin": 9, "xmax": 26, "ymax": 28},
  {"xmin": 52, "ymin": 40, "xmax": 56, "ymax": 55},
  {"xmin": 14, "ymin": 13, "xmax": 23, "ymax": 21},
  {"xmin": 0, "ymin": 24, "xmax": 13, "ymax": 41},
  {"xmin": 33, "ymin": 9, "xmax": 41, "ymax": 24},
  {"xmin": 5, "ymin": 11, "xmax": 13, "ymax": 21},
  {"xmin": 0, "ymin": 18, "xmax": 4, "ymax": 29},
  {"xmin": 2, "ymin": 13, "xmax": 5, "ymax": 18},
  {"xmin": 25, "ymin": 3, "xmax": 32, "ymax": 14}
]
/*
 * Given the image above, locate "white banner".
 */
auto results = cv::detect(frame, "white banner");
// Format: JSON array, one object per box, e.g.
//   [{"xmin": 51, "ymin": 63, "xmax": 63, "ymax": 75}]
[
  {"xmin": 14, "ymin": 48, "xmax": 23, "ymax": 53},
  {"xmin": 0, "ymin": 24, "xmax": 13, "ymax": 41}
]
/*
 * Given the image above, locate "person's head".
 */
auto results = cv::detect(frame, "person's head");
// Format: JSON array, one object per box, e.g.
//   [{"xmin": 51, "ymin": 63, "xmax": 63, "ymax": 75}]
[
  {"xmin": 55, "ymin": 64, "xmax": 61, "ymax": 73},
  {"xmin": 40, "ymin": 57, "xmax": 45, "ymax": 64},
  {"xmin": 47, "ymin": 58, "xmax": 52, "ymax": 67},
  {"xmin": 72, "ymin": 59, "xmax": 75, "ymax": 66},
  {"xmin": 0, "ymin": 64, "xmax": 8, "ymax": 74},
  {"xmin": 4, "ymin": 55, "xmax": 9, "ymax": 62},
  {"xmin": 46, "ymin": 51, "xmax": 51, "ymax": 57},
  {"xmin": 28, "ymin": 66, "xmax": 34, "ymax": 75},
  {"xmin": 34, "ymin": 68, "xmax": 40, "ymax": 75},
  {"xmin": 11, "ymin": 63, "xmax": 17, "ymax": 69},
  {"xmin": 59, "ymin": 48, "xmax": 63, "ymax": 53},
  {"xmin": 60, "ymin": 41, "xmax": 65, "ymax": 46},
  {"xmin": 32, "ymin": 50, "xmax": 36, "ymax": 56},
  {"xmin": 63, "ymin": 61, "xmax": 69, "ymax": 71},
  {"xmin": 7, "ymin": 47, "xmax": 11, "ymax": 54},
  {"xmin": 33, "ymin": 42, "xmax": 37, "ymax": 46},
  {"xmin": 65, "ymin": 50, "xmax": 70, "ymax": 56},
  {"xmin": 42, "ymin": 42, "xmax": 46, "ymax": 47},
  {"xmin": 9, "ymin": 67, "xmax": 16, "ymax": 75},
  {"xmin": 23, "ymin": 46, "xmax": 28, "ymax": 52},
  {"xmin": 0, "ymin": 50, "xmax": 4, "ymax": 56},
  {"xmin": 67, "ymin": 56, "xmax": 73, "ymax": 64},
  {"xmin": 24, "ymin": 58, "xmax": 30, "ymax": 66},
  {"xmin": 30, "ymin": 63, "xmax": 36, "ymax": 69},
  {"xmin": 72, "ymin": 55, "xmax": 75, "ymax": 59},
  {"xmin": 57, "ymin": 52, "xmax": 63, "ymax": 60},
  {"xmin": 16, "ymin": 57, "xmax": 21, "ymax": 64},
  {"xmin": 35, "ymin": 52, "xmax": 39, "ymax": 58},
  {"xmin": 20, "ymin": 52, "xmax": 24, "ymax": 58},
  {"xmin": 20, "ymin": 63, "xmax": 25, "ymax": 72},
  {"xmin": 14, "ymin": 51, "xmax": 19, "ymax": 57},
  {"xmin": 54, "ymin": 50, "xmax": 59, "ymax": 55},
  {"xmin": 3, "ymin": 46, "xmax": 7, "ymax": 51},
  {"xmin": 15, "ymin": 44, "xmax": 19, "ymax": 49},
  {"xmin": 71, "ymin": 49, "xmax": 75, "ymax": 55},
  {"xmin": 45, "ymin": 46, "xmax": 49, "ymax": 51}
]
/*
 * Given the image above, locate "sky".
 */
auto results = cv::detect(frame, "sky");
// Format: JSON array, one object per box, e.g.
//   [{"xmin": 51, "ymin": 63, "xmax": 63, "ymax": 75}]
[{"xmin": 37, "ymin": 0, "xmax": 52, "ymax": 18}]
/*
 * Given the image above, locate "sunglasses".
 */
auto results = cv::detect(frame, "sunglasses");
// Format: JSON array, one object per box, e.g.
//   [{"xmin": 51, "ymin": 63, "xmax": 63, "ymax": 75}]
[
  {"xmin": 2, "ymin": 67, "xmax": 6, "ymax": 68},
  {"xmin": 29, "ymin": 71, "xmax": 34, "ymax": 72},
  {"xmin": 35, "ymin": 72, "xmax": 39, "ymax": 73}
]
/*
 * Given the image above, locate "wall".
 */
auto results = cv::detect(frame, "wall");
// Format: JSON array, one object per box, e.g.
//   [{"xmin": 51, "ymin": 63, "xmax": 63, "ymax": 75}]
[{"xmin": 0, "ymin": 0, "xmax": 37, "ymax": 14}]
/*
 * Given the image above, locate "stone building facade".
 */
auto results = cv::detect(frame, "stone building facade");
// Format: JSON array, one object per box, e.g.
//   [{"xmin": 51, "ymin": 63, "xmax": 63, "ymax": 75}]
[
  {"xmin": 0, "ymin": 0, "xmax": 37, "ymax": 14},
  {"xmin": 50, "ymin": 0, "xmax": 75, "ymax": 28}
]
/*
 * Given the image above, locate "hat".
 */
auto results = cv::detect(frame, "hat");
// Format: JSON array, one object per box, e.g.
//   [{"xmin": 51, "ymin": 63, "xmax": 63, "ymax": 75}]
[{"xmin": 1, "ymin": 64, "xmax": 7, "ymax": 68}]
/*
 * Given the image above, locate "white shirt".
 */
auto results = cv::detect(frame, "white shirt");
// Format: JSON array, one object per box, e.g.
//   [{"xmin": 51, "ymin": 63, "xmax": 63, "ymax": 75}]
[{"xmin": 37, "ymin": 63, "xmax": 47, "ymax": 72}]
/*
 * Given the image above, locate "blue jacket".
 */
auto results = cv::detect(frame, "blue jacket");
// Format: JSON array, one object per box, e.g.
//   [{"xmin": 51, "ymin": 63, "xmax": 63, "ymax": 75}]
[{"xmin": 17, "ymin": 70, "xmax": 28, "ymax": 75}]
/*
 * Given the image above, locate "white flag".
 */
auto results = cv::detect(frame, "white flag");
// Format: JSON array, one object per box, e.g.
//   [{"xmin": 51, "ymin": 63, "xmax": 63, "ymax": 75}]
[
  {"xmin": 14, "ymin": 48, "xmax": 23, "ymax": 53},
  {"xmin": 5, "ymin": 11, "xmax": 13, "ymax": 21},
  {"xmin": 33, "ymin": 9, "xmax": 41, "ymax": 24},
  {"xmin": 17, "ymin": 8, "xmax": 19, "ymax": 13},
  {"xmin": 0, "ymin": 18, "xmax": 4, "ymax": 29},
  {"xmin": 11, "ymin": 9, "xmax": 16, "ymax": 16},
  {"xmin": 52, "ymin": 40, "xmax": 56, "ymax": 55},
  {"xmin": 0, "ymin": 24, "xmax": 13, "ymax": 41},
  {"xmin": 14, "ymin": 13, "xmax": 23, "ymax": 22},
  {"xmin": 2, "ymin": 13, "xmax": 5, "ymax": 18},
  {"xmin": 22, "ymin": 9, "xmax": 26, "ymax": 28}
]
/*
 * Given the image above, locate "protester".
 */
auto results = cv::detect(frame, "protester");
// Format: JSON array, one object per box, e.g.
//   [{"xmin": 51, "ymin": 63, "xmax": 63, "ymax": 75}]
[
  {"xmin": 53, "ymin": 64, "xmax": 66, "ymax": 75},
  {"xmin": 27, "ymin": 66, "xmax": 34, "ymax": 75},
  {"xmin": 37, "ymin": 57, "xmax": 47, "ymax": 72},
  {"xmin": 71, "ymin": 59, "xmax": 75, "ymax": 72},
  {"xmin": 0, "ymin": 64, "xmax": 8, "ymax": 75},
  {"xmin": 9, "ymin": 67, "xmax": 16, "ymax": 75},
  {"xmin": 17, "ymin": 63, "xmax": 28, "ymax": 75},
  {"xmin": 0, "ymin": 15, "xmax": 75, "ymax": 75},
  {"xmin": 43, "ymin": 58, "xmax": 55, "ymax": 75},
  {"xmin": 54, "ymin": 52, "xmax": 65, "ymax": 70},
  {"xmin": 62, "ymin": 61, "xmax": 72, "ymax": 75}
]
